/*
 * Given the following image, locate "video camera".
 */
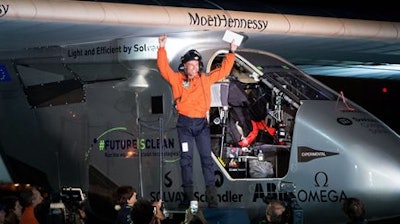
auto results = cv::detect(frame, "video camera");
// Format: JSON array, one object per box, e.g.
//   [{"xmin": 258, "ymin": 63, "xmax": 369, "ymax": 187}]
[
  {"xmin": 60, "ymin": 187, "xmax": 84, "ymax": 203},
  {"xmin": 49, "ymin": 187, "xmax": 86, "ymax": 224}
]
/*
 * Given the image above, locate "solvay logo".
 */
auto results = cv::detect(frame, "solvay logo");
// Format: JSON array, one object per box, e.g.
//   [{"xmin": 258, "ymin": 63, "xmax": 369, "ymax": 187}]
[{"xmin": 0, "ymin": 4, "xmax": 9, "ymax": 17}]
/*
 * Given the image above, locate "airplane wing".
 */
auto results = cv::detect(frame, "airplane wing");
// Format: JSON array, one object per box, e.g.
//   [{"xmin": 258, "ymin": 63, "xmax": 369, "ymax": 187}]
[{"xmin": 1, "ymin": 0, "xmax": 400, "ymax": 80}]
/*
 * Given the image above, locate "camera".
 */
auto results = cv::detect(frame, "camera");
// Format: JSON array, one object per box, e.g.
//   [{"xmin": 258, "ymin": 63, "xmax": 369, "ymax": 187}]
[
  {"xmin": 49, "ymin": 187, "xmax": 86, "ymax": 224},
  {"xmin": 61, "ymin": 187, "xmax": 84, "ymax": 202},
  {"xmin": 190, "ymin": 200, "xmax": 198, "ymax": 214}
]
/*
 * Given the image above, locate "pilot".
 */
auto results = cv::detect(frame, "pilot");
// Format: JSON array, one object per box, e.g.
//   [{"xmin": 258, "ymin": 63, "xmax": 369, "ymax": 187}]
[
  {"xmin": 237, "ymin": 119, "xmax": 278, "ymax": 147},
  {"xmin": 157, "ymin": 34, "xmax": 238, "ymax": 208}
]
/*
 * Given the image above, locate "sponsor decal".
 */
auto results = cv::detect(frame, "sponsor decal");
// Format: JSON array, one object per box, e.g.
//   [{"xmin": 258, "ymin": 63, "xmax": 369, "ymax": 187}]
[
  {"xmin": 188, "ymin": 12, "xmax": 269, "ymax": 31},
  {"xmin": 150, "ymin": 190, "xmax": 244, "ymax": 203},
  {"xmin": 66, "ymin": 43, "xmax": 158, "ymax": 59},
  {"xmin": 88, "ymin": 126, "xmax": 178, "ymax": 159},
  {"xmin": 337, "ymin": 115, "xmax": 389, "ymax": 134},
  {"xmin": 0, "ymin": 4, "xmax": 8, "ymax": 17},
  {"xmin": 337, "ymin": 117, "xmax": 352, "ymax": 126},
  {"xmin": 63, "ymin": 38, "xmax": 159, "ymax": 62},
  {"xmin": 149, "ymin": 170, "xmax": 243, "ymax": 204},
  {"xmin": 252, "ymin": 182, "xmax": 293, "ymax": 203},
  {"xmin": 352, "ymin": 116, "xmax": 389, "ymax": 134},
  {"xmin": 298, "ymin": 146, "xmax": 339, "ymax": 162},
  {"xmin": 297, "ymin": 171, "xmax": 347, "ymax": 203}
]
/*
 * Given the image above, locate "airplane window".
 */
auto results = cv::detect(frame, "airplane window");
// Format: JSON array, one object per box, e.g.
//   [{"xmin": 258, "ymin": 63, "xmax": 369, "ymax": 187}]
[
  {"xmin": 151, "ymin": 96, "xmax": 163, "ymax": 114},
  {"xmin": 25, "ymin": 79, "xmax": 84, "ymax": 108},
  {"xmin": 236, "ymin": 51, "xmax": 337, "ymax": 102}
]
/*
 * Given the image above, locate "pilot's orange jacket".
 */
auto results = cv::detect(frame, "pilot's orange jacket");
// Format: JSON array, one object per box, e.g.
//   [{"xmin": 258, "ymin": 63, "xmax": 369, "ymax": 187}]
[{"xmin": 157, "ymin": 47, "xmax": 235, "ymax": 118}]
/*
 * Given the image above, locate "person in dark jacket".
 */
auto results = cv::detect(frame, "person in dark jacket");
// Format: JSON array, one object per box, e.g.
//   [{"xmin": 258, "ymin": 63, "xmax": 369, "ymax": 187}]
[
  {"xmin": 2, "ymin": 195, "xmax": 22, "ymax": 224},
  {"xmin": 258, "ymin": 199, "xmax": 286, "ymax": 224},
  {"xmin": 342, "ymin": 197, "xmax": 368, "ymax": 224},
  {"xmin": 113, "ymin": 186, "xmax": 137, "ymax": 224}
]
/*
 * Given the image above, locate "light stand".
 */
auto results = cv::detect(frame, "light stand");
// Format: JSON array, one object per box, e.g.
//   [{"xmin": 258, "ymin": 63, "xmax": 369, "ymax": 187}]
[{"xmin": 130, "ymin": 73, "xmax": 148, "ymax": 198}]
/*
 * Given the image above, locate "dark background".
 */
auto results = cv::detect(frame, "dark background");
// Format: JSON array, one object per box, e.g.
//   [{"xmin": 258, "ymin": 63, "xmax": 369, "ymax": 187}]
[
  {"xmin": 315, "ymin": 76, "xmax": 400, "ymax": 135},
  {"xmin": 115, "ymin": 0, "xmax": 400, "ymax": 22}
]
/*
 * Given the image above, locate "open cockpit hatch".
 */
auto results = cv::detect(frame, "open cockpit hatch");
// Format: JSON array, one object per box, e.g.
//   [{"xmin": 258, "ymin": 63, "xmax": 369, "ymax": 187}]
[{"xmin": 207, "ymin": 49, "xmax": 336, "ymax": 180}]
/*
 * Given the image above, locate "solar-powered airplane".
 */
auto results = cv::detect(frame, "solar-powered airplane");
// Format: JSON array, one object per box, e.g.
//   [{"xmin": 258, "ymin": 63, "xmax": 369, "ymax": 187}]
[{"xmin": 1, "ymin": 0, "xmax": 400, "ymax": 223}]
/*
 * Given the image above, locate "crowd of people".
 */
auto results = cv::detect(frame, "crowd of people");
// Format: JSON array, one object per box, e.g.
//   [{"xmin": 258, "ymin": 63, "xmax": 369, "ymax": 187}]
[
  {"xmin": 255, "ymin": 197, "xmax": 368, "ymax": 224},
  {"xmin": 0, "ymin": 181, "xmax": 369, "ymax": 224},
  {"xmin": 0, "ymin": 184, "xmax": 164, "ymax": 224},
  {"xmin": 0, "ymin": 194, "xmax": 22, "ymax": 224},
  {"xmin": 113, "ymin": 185, "xmax": 210, "ymax": 224},
  {"xmin": 113, "ymin": 188, "xmax": 369, "ymax": 224},
  {"xmin": 113, "ymin": 186, "xmax": 165, "ymax": 224},
  {"xmin": 0, "ymin": 185, "xmax": 88, "ymax": 224},
  {"xmin": 0, "ymin": 185, "xmax": 44, "ymax": 224}
]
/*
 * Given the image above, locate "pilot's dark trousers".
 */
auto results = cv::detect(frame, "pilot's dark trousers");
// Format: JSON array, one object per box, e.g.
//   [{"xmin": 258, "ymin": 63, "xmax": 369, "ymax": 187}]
[{"xmin": 177, "ymin": 114, "xmax": 216, "ymax": 188}]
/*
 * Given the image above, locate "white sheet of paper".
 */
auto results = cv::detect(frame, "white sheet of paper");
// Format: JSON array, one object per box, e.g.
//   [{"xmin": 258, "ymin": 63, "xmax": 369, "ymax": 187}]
[
  {"xmin": 222, "ymin": 30, "xmax": 244, "ymax": 46},
  {"xmin": 182, "ymin": 142, "xmax": 188, "ymax": 152}
]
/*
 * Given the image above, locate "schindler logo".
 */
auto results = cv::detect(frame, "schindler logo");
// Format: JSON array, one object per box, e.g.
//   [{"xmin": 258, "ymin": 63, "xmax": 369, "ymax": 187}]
[
  {"xmin": 0, "ymin": 4, "xmax": 9, "ymax": 17},
  {"xmin": 298, "ymin": 146, "xmax": 339, "ymax": 162}
]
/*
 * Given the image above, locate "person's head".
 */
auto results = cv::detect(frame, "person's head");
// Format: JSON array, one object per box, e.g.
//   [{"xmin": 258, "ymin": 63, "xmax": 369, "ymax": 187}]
[
  {"xmin": 130, "ymin": 199, "xmax": 156, "ymax": 224},
  {"xmin": 114, "ymin": 186, "xmax": 137, "ymax": 207},
  {"xmin": 20, "ymin": 186, "xmax": 43, "ymax": 209},
  {"xmin": 342, "ymin": 197, "xmax": 366, "ymax": 221},
  {"xmin": 2, "ymin": 195, "xmax": 22, "ymax": 219},
  {"xmin": 179, "ymin": 49, "xmax": 203, "ymax": 79},
  {"xmin": 265, "ymin": 199, "xmax": 285, "ymax": 222}
]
